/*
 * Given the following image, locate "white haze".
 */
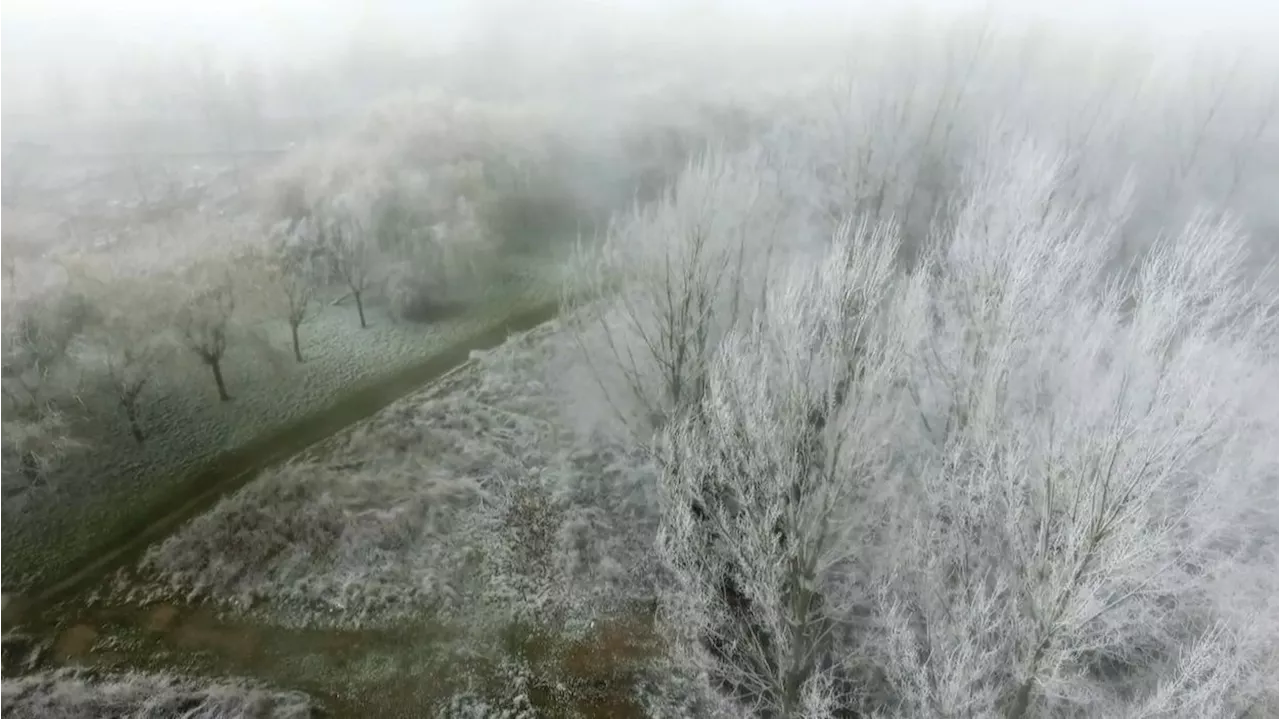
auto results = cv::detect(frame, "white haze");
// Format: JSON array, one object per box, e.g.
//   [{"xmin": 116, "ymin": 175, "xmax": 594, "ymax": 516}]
[{"xmin": 2, "ymin": 0, "xmax": 1274, "ymax": 123}]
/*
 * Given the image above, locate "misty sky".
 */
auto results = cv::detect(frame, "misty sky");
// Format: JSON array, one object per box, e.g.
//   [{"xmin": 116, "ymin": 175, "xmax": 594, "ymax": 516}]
[{"xmin": 3, "ymin": 0, "xmax": 1274, "ymax": 68}]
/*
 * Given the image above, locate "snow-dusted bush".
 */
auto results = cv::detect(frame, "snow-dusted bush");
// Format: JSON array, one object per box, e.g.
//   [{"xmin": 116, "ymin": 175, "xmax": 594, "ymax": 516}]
[{"xmin": 1, "ymin": 668, "xmax": 314, "ymax": 719}]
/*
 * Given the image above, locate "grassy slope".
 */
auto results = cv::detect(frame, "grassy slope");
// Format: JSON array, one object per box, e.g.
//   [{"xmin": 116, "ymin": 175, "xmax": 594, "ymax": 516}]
[{"xmin": 1, "ymin": 259, "xmax": 567, "ymax": 594}]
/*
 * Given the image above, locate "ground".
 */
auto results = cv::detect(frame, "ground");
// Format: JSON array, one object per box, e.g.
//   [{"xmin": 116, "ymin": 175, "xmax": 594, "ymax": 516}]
[
  {"xmin": 4, "ymin": 306, "xmax": 675, "ymax": 717},
  {"xmin": 111, "ymin": 320, "xmax": 667, "ymax": 713},
  {"xmin": 126, "ymin": 319, "xmax": 657, "ymax": 630},
  {"xmin": 1, "ymin": 667, "xmax": 315, "ymax": 719},
  {"xmin": 1, "ymin": 264, "xmax": 565, "ymax": 592}
]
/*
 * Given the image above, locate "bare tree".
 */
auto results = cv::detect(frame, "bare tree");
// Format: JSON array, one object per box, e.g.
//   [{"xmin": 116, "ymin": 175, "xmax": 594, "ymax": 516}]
[
  {"xmin": 174, "ymin": 269, "xmax": 237, "ymax": 402},
  {"xmin": 76, "ymin": 278, "xmax": 173, "ymax": 443},
  {"xmin": 656, "ymin": 219, "xmax": 910, "ymax": 718},
  {"xmin": 0, "ymin": 265, "xmax": 94, "ymax": 483},
  {"xmin": 261, "ymin": 220, "xmax": 322, "ymax": 362},
  {"xmin": 566, "ymin": 148, "xmax": 792, "ymax": 441},
  {"xmin": 318, "ymin": 196, "xmax": 380, "ymax": 329},
  {"xmin": 639, "ymin": 138, "xmax": 1276, "ymax": 718},
  {"xmin": 786, "ymin": 11, "xmax": 996, "ymax": 253},
  {"xmin": 860, "ymin": 143, "xmax": 1278, "ymax": 719}
]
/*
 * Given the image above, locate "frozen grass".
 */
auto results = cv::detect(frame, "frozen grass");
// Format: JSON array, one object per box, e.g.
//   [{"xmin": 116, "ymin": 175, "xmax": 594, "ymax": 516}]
[
  {"xmin": 0, "ymin": 667, "xmax": 314, "ymax": 719},
  {"xmin": 126, "ymin": 317, "xmax": 660, "ymax": 637},
  {"xmin": 1, "ymin": 258, "xmax": 568, "ymax": 592}
]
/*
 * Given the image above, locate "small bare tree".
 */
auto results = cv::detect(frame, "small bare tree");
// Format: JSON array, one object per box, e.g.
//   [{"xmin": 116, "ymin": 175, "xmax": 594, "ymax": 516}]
[
  {"xmin": 262, "ymin": 220, "xmax": 322, "ymax": 362},
  {"xmin": 76, "ymin": 277, "xmax": 173, "ymax": 444},
  {"xmin": 317, "ymin": 192, "xmax": 381, "ymax": 329},
  {"xmin": 174, "ymin": 268, "xmax": 237, "ymax": 402}
]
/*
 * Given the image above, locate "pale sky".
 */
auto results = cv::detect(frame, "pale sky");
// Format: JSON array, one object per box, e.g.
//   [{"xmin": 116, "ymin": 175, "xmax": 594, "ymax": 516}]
[
  {"xmin": 2, "ymin": 1, "xmax": 367, "ymax": 65},
  {"xmin": 1, "ymin": 0, "xmax": 1274, "ymax": 71}
]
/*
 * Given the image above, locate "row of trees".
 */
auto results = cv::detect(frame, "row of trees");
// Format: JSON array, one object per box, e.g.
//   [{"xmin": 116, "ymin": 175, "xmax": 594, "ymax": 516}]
[
  {"xmin": 0, "ymin": 184, "xmax": 461, "ymax": 489},
  {"xmin": 1, "ymin": 84, "xmax": 738, "ymax": 494}
]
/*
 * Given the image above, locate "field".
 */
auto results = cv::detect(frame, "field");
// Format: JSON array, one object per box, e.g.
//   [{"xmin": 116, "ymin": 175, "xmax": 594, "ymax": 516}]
[
  {"xmin": 6, "ymin": 322, "xmax": 668, "ymax": 716},
  {"xmin": 122, "ymin": 319, "xmax": 656, "ymax": 627},
  {"xmin": 2, "ymin": 260, "xmax": 568, "ymax": 592}
]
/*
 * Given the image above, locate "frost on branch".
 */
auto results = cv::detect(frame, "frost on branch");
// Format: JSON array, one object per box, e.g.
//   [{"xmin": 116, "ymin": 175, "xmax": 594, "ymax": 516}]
[
  {"xmin": 862, "ymin": 142, "xmax": 1279, "ymax": 718},
  {"xmin": 640, "ymin": 140, "xmax": 1275, "ymax": 718},
  {"xmin": 655, "ymin": 219, "xmax": 911, "ymax": 717},
  {"xmin": 566, "ymin": 147, "xmax": 804, "ymax": 443}
]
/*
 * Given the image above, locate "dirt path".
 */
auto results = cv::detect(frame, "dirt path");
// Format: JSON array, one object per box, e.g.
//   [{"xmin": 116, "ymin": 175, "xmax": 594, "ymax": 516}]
[{"xmin": 5, "ymin": 595, "xmax": 656, "ymax": 718}]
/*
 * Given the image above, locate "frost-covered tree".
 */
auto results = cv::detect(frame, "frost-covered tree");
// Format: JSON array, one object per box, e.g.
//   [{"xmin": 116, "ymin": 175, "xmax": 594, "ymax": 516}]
[
  {"xmin": 260, "ymin": 219, "xmax": 322, "ymax": 363},
  {"xmin": 76, "ymin": 276, "xmax": 173, "ymax": 443},
  {"xmin": 640, "ymin": 138, "xmax": 1276, "ymax": 718},
  {"xmin": 656, "ymin": 218, "xmax": 912, "ymax": 718},
  {"xmin": 174, "ymin": 267, "xmax": 237, "ymax": 402},
  {"xmin": 796, "ymin": 13, "xmax": 994, "ymax": 237},
  {"xmin": 567, "ymin": 148, "xmax": 797, "ymax": 441},
  {"xmin": 0, "ymin": 263, "xmax": 94, "ymax": 484},
  {"xmin": 373, "ymin": 170, "xmax": 498, "ymax": 321},
  {"xmin": 862, "ymin": 142, "xmax": 1279, "ymax": 719},
  {"xmin": 317, "ymin": 191, "xmax": 381, "ymax": 329}
]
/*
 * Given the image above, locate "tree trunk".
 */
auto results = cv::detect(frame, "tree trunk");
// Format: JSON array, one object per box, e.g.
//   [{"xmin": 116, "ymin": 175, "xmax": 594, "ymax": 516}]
[
  {"xmin": 1007, "ymin": 638, "xmax": 1052, "ymax": 719},
  {"xmin": 20, "ymin": 451, "xmax": 39, "ymax": 481},
  {"xmin": 123, "ymin": 399, "xmax": 145, "ymax": 443},
  {"xmin": 208, "ymin": 357, "xmax": 231, "ymax": 401},
  {"xmin": 354, "ymin": 290, "xmax": 367, "ymax": 329},
  {"xmin": 290, "ymin": 322, "xmax": 304, "ymax": 363}
]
